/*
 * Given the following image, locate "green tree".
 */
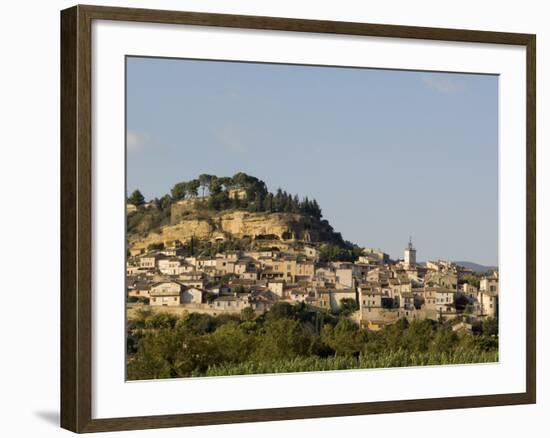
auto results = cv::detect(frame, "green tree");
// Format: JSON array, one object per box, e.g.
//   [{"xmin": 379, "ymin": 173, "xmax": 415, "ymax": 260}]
[
  {"xmin": 401, "ymin": 319, "xmax": 436, "ymax": 353},
  {"xmin": 128, "ymin": 189, "xmax": 145, "ymax": 206},
  {"xmin": 429, "ymin": 328, "xmax": 459, "ymax": 354},
  {"xmin": 321, "ymin": 318, "xmax": 365, "ymax": 356},
  {"xmin": 266, "ymin": 302, "xmax": 294, "ymax": 321},
  {"xmin": 160, "ymin": 194, "xmax": 172, "ymax": 211},
  {"xmin": 209, "ymin": 322, "xmax": 258, "ymax": 363},
  {"xmin": 198, "ymin": 174, "xmax": 214, "ymax": 197},
  {"xmin": 253, "ymin": 319, "xmax": 311, "ymax": 361},
  {"xmin": 482, "ymin": 317, "xmax": 499, "ymax": 337},
  {"xmin": 338, "ymin": 298, "xmax": 359, "ymax": 316},
  {"xmin": 147, "ymin": 242, "xmax": 164, "ymax": 252},
  {"xmin": 170, "ymin": 182, "xmax": 188, "ymax": 201},
  {"xmin": 240, "ymin": 307, "xmax": 256, "ymax": 322},
  {"xmin": 187, "ymin": 179, "xmax": 200, "ymax": 197}
]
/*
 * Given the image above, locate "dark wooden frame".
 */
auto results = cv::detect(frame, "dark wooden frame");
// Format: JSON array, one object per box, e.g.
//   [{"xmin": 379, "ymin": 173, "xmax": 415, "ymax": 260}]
[{"xmin": 61, "ymin": 4, "xmax": 536, "ymax": 433}]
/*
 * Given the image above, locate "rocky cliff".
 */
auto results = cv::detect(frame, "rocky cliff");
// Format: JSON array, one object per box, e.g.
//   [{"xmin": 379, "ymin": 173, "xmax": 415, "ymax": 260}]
[{"xmin": 128, "ymin": 209, "xmax": 339, "ymax": 253}]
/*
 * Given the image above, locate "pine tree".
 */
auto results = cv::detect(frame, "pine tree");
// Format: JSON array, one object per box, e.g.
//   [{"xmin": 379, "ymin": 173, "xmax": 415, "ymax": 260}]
[{"xmin": 128, "ymin": 189, "xmax": 145, "ymax": 206}]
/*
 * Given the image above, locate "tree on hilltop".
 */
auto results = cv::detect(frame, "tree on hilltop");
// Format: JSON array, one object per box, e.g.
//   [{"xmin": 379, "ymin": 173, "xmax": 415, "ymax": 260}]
[{"xmin": 128, "ymin": 189, "xmax": 145, "ymax": 206}]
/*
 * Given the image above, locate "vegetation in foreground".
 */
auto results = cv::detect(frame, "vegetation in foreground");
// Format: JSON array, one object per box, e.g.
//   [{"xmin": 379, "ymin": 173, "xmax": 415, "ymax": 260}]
[{"xmin": 126, "ymin": 302, "xmax": 498, "ymax": 380}]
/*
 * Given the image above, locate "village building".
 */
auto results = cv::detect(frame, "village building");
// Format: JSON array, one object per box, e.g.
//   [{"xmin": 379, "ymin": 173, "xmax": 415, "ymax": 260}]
[
  {"xmin": 479, "ymin": 289, "xmax": 498, "ymax": 318},
  {"xmin": 181, "ymin": 286, "xmax": 204, "ymax": 305},
  {"xmin": 138, "ymin": 252, "xmax": 165, "ymax": 269},
  {"xmin": 127, "ymin": 280, "xmax": 151, "ymax": 299},
  {"xmin": 150, "ymin": 281, "xmax": 183, "ymax": 306},
  {"xmin": 267, "ymin": 280, "xmax": 285, "ymax": 297},
  {"xmin": 211, "ymin": 295, "xmax": 248, "ymax": 312},
  {"xmin": 403, "ymin": 237, "xmax": 417, "ymax": 269},
  {"xmin": 126, "ymin": 237, "xmax": 497, "ymax": 326}
]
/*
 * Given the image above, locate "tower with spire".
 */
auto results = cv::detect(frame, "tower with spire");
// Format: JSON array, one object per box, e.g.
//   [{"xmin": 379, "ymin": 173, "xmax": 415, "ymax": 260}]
[{"xmin": 404, "ymin": 236, "xmax": 416, "ymax": 268}]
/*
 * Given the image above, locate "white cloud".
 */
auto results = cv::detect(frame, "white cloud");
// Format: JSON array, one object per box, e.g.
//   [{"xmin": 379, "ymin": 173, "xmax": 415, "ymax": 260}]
[
  {"xmin": 420, "ymin": 75, "xmax": 464, "ymax": 94},
  {"xmin": 127, "ymin": 130, "xmax": 147, "ymax": 151}
]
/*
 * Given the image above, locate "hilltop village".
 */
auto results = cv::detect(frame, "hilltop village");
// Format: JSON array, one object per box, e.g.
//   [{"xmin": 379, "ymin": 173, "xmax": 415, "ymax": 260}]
[
  {"xmin": 127, "ymin": 237, "xmax": 498, "ymax": 330},
  {"xmin": 126, "ymin": 173, "xmax": 498, "ymax": 331}
]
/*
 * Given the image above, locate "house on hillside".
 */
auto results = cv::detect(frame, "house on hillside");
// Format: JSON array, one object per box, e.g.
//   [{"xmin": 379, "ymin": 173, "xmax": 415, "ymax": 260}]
[
  {"xmin": 181, "ymin": 287, "xmax": 204, "ymax": 305},
  {"xmin": 150, "ymin": 281, "xmax": 183, "ymax": 306}
]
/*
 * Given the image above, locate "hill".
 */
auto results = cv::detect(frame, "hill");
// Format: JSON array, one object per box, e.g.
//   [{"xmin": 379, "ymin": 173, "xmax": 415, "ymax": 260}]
[
  {"xmin": 454, "ymin": 261, "xmax": 497, "ymax": 273},
  {"xmin": 127, "ymin": 172, "xmax": 348, "ymax": 254}
]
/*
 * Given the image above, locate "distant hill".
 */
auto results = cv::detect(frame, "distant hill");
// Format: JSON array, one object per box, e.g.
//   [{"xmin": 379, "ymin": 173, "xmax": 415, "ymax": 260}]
[{"xmin": 454, "ymin": 261, "xmax": 497, "ymax": 273}]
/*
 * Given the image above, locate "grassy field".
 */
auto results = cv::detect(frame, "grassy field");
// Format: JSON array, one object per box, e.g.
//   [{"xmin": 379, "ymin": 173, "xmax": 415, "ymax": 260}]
[{"xmin": 194, "ymin": 350, "xmax": 498, "ymax": 377}]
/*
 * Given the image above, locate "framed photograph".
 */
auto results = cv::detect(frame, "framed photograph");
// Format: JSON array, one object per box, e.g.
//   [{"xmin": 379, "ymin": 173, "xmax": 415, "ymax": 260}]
[{"xmin": 60, "ymin": 4, "xmax": 536, "ymax": 433}]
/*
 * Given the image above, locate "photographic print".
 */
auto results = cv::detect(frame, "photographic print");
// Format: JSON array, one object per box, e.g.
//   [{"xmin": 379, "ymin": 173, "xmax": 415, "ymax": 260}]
[{"xmin": 125, "ymin": 57, "xmax": 499, "ymax": 381}]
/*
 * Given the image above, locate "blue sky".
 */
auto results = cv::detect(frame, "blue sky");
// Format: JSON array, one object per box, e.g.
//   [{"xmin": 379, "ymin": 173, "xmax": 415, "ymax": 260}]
[{"xmin": 126, "ymin": 57, "xmax": 498, "ymax": 266}]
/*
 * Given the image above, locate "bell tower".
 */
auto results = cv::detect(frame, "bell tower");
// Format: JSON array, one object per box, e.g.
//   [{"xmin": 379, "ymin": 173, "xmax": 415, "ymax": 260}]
[{"xmin": 404, "ymin": 237, "xmax": 416, "ymax": 268}]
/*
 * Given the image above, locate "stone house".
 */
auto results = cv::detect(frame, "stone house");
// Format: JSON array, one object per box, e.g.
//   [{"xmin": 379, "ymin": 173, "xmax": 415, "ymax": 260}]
[
  {"xmin": 288, "ymin": 288, "xmax": 310, "ymax": 302},
  {"xmin": 158, "ymin": 258, "xmax": 185, "ymax": 276},
  {"xmin": 196, "ymin": 257, "xmax": 217, "ymax": 270},
  {"xmin": 138, "ymin": 252, "xmax": 164, "ymax": 269},
  {"xmin": 479, "ymin": 290, "xmax": 498, "ymax": 318},
  {"xmin": 335, "ymin": 267, "xmax": 354, "ymax": 289},
  {"xmin": 295, "ymin": 260, "xmax": 315, "ymax": 281},
  {"xmin": 127, "ymin": 281, "xmax": 151, "ymax": 299},
  {"xmin": 215, "ymin": 257, "xmax": 236, "ymax": 274},
  {"xmin": 328, "ymin": 288, "xmax": 357, "ymax": 311},
  {"xmin": 181, "ymin": 287, "xmax": 203, "ymax": 305},
  {"xmin": 271, "ymin": 257, "xmax": 297, "ymax": 282},
  {"xmin": 480, "ymin": 276, "xmax": 499, "ymax": 294},
  {"xmin": 211, "ymin": 295, "xmax": 248, "ymax": 313},
  {"xmin": 303, "ymin": 245, "xmax": 319, "ymax": 261},
  {"xmin": 462, "ymin": 282, "xmax": 479, "ymax": 298},
  {"xmin": 425, "ymin": 271, "xmax": 458, "ymax": 290},
  {"xmin": 178, "ymin": 271, "xmax": 206, "ymax": 289},
  {"xmin": 267, "ymin": 280, "xmax": 285, "ymax": 297},
  {"xmin": 248, "ymin": 290, "xmax": 279, "ymax": 311},
  {"xmin": 420, "ymin": 287, "xmax": 455, "ymax": 313},
  {"xmin": 241, "ymin": 268, "xmax": 259, "ymax": 281},
  {"xmin": 150, "ymin": 281, "xmax": 183, "ymax": 306}
]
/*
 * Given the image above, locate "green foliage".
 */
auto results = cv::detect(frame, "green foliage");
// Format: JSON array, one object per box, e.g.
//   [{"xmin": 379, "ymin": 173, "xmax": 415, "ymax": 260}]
[
  {"xmin": 321, "ymin": 318, "xmax": 366, "ymax": 356},
  {"xmin": 127, "ymin": 207, "xmax": 170, "ymax": 235},
  {"xmin": 482, "ymin": 317, "xmax": 499, "ymax": 337},
  {"xmin": 209, "ymin": 322, "xmax": 258, "ymax": 364},
  {"xmin": 232, "ymin": 284, "xmax": 246, "ymax": 294},
  {"xmin": 460, "ymin": 273, "xmax": 481, "ymax": 289},
  {"xmin": 162, "ymin": 172, "xmax": 322, "ymax": 218},
  {"xmin": 147, "ymin": 242, "xmax": 164, "ymax": 251},
  {"xmin": 265, "ymin": 302, "xmax": 294, "ymax": 321},
  {"xmin": 203, "ymin": 292, "xmax": 218, "ymax": 304},
  {"xmin": 127, "ymin": 303, "xmax": 498, "ymax": 380},
  {"xmin": 127, "ymin": 189, "xmax": 145, "ymax": 206},
  {"xmin": 199, "ymin": 350, "xmax": 498, "ymax": 377},
  {"xmin": 253, "ymin": 319, "xmax": 312, "ymax": 361},
  {"xmin": 338, "ymin": 298, "xmax": 359, "ymax": 316},
  {"xmin": 128, "ymin": 296, "xmax": 150, "ymax": 305},
  {"xmin": 318, "ymin": 242, "xmax": 362, "ymax": 262},
  {"xmin": 180, "ymin": 313, "xmax": 217, "ymax": 335},
  {"xmin": 240, "ymin": 307, "xmax": 256, "ymax": 322}
]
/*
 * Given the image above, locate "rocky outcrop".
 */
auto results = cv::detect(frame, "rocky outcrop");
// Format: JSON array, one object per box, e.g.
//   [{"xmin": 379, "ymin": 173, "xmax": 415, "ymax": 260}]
[{"xmin": 128, "ymin": 210, "xmax": 335, "ymax": 253}]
